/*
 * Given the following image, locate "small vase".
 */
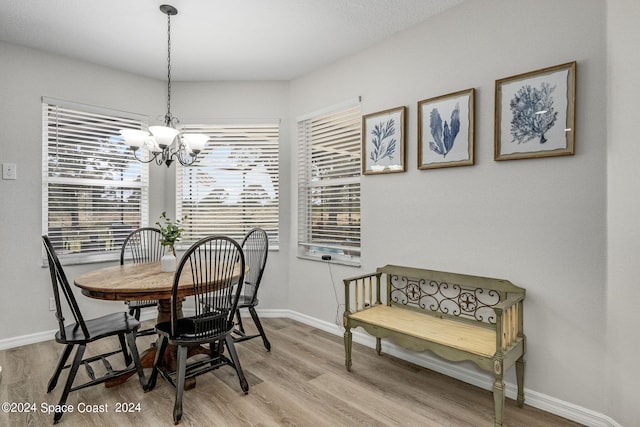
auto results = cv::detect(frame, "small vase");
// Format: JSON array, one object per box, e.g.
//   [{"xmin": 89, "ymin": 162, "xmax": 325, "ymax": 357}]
[{"xmin": 161, "ymin": 251, "xmax": 176, "ymax": 272}]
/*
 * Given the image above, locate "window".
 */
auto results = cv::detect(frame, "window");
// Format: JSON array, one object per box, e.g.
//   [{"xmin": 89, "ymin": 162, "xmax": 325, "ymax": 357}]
[
  {"xmin": 297, "ymin": 99, "xmax": 361, "ymax": 265},
  {"xmin": 42, "ymin": 98, "xmax": 149, "ymax": 265},
  {"xmin": 176, "ymin": 122, "xmax": 280, "ymax": 248}
]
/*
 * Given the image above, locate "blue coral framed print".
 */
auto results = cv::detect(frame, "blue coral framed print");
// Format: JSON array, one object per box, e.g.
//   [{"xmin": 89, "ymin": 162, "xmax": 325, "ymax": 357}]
[
  {"xmin": 362, "ymin": 106, "xmax": 406, "ymax": 175},
  {"xmin": 495, "ymin": 61, "xmax": 576, "ymax": 161},
  {"xmin": 418, "ymin": 88, "xmax": 475, "ymax": 169}
]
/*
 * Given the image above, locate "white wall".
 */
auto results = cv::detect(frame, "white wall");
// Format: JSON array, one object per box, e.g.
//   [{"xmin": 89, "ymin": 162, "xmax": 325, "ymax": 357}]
[
  {"xmin": 289, "ymin": 0, "xmax": 609, "ymax": 417},
  {"xmin": 0, "ymin": 42, "xmax": 290, "ymax": 339},
  {"xmin": 0, "ymin": 41, "xmax": 165, "ymax": 338},
  {"xmin": 606, "ymin": 1, "xmax": 640, "ymax": 426}
]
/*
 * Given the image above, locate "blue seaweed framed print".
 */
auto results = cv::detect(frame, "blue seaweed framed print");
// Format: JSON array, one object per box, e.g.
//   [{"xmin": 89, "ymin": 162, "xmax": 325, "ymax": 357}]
[
  {"xmin": 495, "ymin": 61, "xmax": 576, "ymax": 161},
  {"xmin": 418, "ymin": 88, "xmax": 475, "ymax": 169},
  {"xmin": 362, "ymin": 106, "xmax": 406, "ymax": 175}
]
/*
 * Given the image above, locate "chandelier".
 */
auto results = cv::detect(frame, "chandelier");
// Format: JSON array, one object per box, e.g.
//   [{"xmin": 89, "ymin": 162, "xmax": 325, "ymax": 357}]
[{"xmin": 119, "ymin": 4, "xmax": 208, "ymax": 167}]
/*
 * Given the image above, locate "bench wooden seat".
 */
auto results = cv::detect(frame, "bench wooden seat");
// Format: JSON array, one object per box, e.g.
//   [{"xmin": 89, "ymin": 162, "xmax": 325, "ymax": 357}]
[
  {"xmin": 343, "ymin": 265, "xmax": 526, "ymax": 427},
  {"xmin": 349, "ymin": 305, "xmax": 497, "ymax": 357}
]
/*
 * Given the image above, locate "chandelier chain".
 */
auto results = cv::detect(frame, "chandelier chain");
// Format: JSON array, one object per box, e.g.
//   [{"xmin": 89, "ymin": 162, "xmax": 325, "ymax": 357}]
[{"xmin": 166, "ymin": 10, "xmax": 172, "ymax": 125}]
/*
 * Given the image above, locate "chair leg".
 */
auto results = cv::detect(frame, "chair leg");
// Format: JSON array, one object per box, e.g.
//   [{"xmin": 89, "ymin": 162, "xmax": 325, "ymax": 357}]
[
  {"xmin": 248, "ymin": 306, "xmax": 271, "ymax": 351},
  {"xmin": 235, "ymin": 309, "xmax": 246, "ymax": 334},
  {"xmin": 47, "ymin": 344, "xmax": 74, "ymax": 393},
  {"xmin": 145, "ymin": 336, "xmax": 168, "ymax": 392},
  {"xmin": 224, "ymin": 335, "xmax": 249, "ymax": 394},
  {"xmin": 209, "ymin": 340, "xmax": 224, "ymax": 358},
  {"xmin": 173, "ymin": 345, "xmax": 188, "ymax": 424},
  {"xmin": 125, "ymin": 331, "xmax": 146, "ymax": 388},
  {"xmin": 127, "ymin": 303, "xmax": 140, "ymax": 320},
  {"xmin": 118, "ymin": 333, "xmax": 132, "ymax": 366},
  {"xmin": 54, "ymin": 344, "xmax": 85, "ymax": 424}
]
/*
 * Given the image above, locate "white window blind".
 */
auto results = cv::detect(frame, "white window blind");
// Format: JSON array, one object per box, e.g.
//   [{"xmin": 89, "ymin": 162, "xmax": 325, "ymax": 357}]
[
  {"xmin": 176, "ymin": 122, "xmax": 280, "ymax": 248},
  {"xmin": 42, "ymin": 97, "xmax": 149, "ymax": 265},
  {"xmin": 297, "ymin": 99, "xmax": 361, "ymax": 265}
]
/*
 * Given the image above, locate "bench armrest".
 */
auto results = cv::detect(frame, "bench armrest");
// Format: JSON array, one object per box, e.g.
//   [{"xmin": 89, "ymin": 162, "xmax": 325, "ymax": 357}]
[
  {"xmin": 343, "ymin": 272, "xmax": 378, "ymax": 284},
  {"xmin": 493, "ymin": 293, "xmax": 525, "ymax": 313},
  {"xmin": 343, "ymin": 272, "xmax": 382, "ymax": 316},
  {"xmin": 493, "ymin": 292, "xmax": 525, "ymax": 352}
]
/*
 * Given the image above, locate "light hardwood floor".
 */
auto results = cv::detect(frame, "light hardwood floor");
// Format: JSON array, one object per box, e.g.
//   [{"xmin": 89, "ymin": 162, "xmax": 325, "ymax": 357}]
[{"xmin": 0, "ymin": 318, "xmax": 582, "ymax": 426}]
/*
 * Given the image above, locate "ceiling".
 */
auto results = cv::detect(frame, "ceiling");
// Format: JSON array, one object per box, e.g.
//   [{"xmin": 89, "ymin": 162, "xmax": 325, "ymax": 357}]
[{"xmin": 0, "ymin": 0, "xmax": 463, "ymax": 81}]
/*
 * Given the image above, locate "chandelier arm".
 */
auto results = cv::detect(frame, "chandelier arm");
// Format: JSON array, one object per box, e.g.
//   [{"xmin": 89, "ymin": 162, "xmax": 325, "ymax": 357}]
[
  {"xmin": 168, "ymin": 141, "xmax": 198, "ymax": 166},
  {"xmin": 132, "ymin": 149, "xmax": 158, "ymax": 164},
  {"xmin": 176, "ymin": 152, "xmax": 198, "ymax": 166}
]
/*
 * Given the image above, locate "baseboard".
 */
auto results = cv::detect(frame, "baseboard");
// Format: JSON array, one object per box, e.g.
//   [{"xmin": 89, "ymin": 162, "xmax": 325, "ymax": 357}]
[
  {"xmin": 0, "ymin": 329, "xmax": 58, "ymax": 351},
  {"xmin": 0, "ymin": 311, "xmax": 159, "ymax": 351},
  {"xmin": 0, "ymin": 308, "xmax": 621, "ymax": 427}
]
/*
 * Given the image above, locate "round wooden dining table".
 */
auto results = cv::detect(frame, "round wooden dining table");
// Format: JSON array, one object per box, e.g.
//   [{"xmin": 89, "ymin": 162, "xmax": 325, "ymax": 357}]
[
  {"xmin": 74, "ymin": 261, "xmax": 245, "ymax": 323},
  {"xmin": 74, "ymin": 261, "xmax": 246, "ymax": 387}
]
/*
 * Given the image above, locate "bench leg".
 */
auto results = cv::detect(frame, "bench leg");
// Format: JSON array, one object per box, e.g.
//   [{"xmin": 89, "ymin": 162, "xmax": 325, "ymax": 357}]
[
  {"xmin": 344, "ymin": 328, "xmax": 352, "ymax": 372},
  {"xmin": 493, "ymin": 359, "xmax": 504, "ymax": 427},
  {"xmin": 376, "ymin": 337, "xmax": 381, "ymax": 355},
  {"xmin": 516, "ymin": 356, "xmax": 525, "ymax": 408}
]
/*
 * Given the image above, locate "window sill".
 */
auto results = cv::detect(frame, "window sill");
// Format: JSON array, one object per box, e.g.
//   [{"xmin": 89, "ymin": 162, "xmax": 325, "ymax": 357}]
[{"xmin": 296, "ymin": 254, "xmax": 361, "ymax": 268}]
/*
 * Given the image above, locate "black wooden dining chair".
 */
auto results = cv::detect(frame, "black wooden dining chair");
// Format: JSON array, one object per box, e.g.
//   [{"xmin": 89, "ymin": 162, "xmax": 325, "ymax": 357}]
[
  {"xmin": 233, "ymin": 228, "xmax": 271, "ymax": 350},
  {"xmin": 145, "ymin": 235, "xmax": 249, "ymax": 424},
  {"xmin": 42, "ymin": 235, "xmax": 146, "ymax": 424},
  {"xmin": 120, "ymin": 227, "xmax": 166, "ymax": 336}
]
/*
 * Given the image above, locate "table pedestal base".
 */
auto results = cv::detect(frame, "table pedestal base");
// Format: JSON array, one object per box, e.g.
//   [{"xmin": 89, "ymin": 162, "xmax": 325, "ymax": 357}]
[{"xmin": 107, "ymin": 298, "xmax": 208, "ymax": 389}]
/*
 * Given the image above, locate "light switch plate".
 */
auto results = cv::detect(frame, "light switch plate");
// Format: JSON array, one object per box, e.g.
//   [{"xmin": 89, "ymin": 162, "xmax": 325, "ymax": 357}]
[{"xmin": 2, "ymin": 163, "xmax": 17, "ymax": 180}]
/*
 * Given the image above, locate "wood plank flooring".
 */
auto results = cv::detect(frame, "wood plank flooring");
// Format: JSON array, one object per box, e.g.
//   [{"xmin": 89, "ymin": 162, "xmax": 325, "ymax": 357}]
[{"xmin": 0, "ymin": 318, "xmax": 582, "ymax": 426}]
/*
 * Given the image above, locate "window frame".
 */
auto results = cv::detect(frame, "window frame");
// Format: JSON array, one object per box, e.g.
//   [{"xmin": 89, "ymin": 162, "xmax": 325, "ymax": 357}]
[
  {"xmin": 41, "ymin": 97, "xmax": 149, "ymax": 265},
  {"xmin": 297, "ymin": 98, "xmax": 362, "ymax": 266},
  {"xmin": 175, "ymin": 120, "xmax": 280, "ymax": 250}
]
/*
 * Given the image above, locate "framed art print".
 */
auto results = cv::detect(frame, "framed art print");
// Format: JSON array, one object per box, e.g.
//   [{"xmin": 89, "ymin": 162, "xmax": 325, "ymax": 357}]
[
  {"xmin": 362, "ymin": 106, "xmax": 406, "ymax": 175},
  {"xmin": 495, "ymin": 61, "xmax": 576, "ymax": 161},
  {"xmin": 418, "ymin": 88, "xmax": 475, "ymax": 169}
]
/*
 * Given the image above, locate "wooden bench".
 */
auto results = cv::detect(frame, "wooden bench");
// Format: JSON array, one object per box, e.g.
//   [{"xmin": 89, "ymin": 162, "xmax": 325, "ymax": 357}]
[{"xmin": 343, "ymin": 265, "xmax": 526, "ymax": 427}]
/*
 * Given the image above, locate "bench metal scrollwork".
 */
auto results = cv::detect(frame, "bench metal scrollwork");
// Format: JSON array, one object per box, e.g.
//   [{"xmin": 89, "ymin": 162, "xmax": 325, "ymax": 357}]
[{"xmin": 390, "ymin": 275, "xmax": 501, "ymax": 324}]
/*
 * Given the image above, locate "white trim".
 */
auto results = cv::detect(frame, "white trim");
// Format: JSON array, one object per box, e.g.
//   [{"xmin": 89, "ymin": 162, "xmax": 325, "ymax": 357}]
[
  {"xmin": 0, "ymin": 329, "xmax": 58, "ymax": 351},
  {"xmin": 179, "ymin": 117, "xmax": 281, "ymax": 126},
  {"xmin": 0, "ymin": 309, "xmax": 621, "ymax": 427},
  {"xmin": 41, "ymin": 96, "xmax": 148, "ymax": 121},
  {"xmin": 296, "ymin": 96, "xmax": 361, "ymax": 122}
]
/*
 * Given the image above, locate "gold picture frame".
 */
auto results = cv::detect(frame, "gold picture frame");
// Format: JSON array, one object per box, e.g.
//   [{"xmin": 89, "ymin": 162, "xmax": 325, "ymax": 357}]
[
  {"xmin": 495, "ymin": 61, "xmax": 576, "ymax": 161},
  {"xmin": 362, "ymin": 106, "xmax": 406, "ymax": 175},
  {"xmin": 418, "ymin": 88, "xmax": 475, "ymax": 169}
]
